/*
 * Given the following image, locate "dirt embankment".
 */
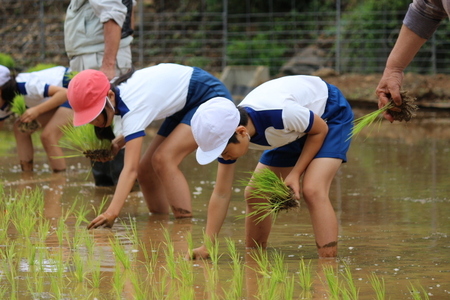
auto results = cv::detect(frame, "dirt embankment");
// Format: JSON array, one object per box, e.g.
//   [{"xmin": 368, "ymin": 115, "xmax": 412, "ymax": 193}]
[{"xmin": 322, "ymin": 72, "xmax": 450, "ymax": 110}]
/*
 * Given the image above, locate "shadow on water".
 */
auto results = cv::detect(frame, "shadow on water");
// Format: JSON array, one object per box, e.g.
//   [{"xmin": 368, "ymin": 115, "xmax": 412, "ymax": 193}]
[{"xmin": 0, "ymin": 108, "xmax": 449, "ymax": 299}]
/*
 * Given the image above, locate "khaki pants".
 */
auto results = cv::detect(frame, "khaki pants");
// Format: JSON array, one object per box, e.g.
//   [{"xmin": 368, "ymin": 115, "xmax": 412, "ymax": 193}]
[{"xmin": 69, "ymin": 46, "xmax": 132, "ymax": 76}]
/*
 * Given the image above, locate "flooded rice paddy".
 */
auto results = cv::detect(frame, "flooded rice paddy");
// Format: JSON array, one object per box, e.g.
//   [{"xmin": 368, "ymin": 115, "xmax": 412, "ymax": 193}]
[{"xmin": 0, "ymin": 108, "xmax": 450, "ymax": 299}]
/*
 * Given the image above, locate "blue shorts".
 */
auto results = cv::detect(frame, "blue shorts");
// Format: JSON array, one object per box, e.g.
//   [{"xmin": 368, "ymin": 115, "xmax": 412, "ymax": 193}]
[
  {"xmin": 157, "ymin": 67, "xmax": 232, "ymax": 137},
  {"xmin": 260, "ymin": 82, "xmax": 354, "ymax": 168}
]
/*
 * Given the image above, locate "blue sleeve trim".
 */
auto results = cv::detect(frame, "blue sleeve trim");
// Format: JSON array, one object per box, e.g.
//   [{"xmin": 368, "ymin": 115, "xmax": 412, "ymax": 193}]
[
  {"xmin": 0, "ymin": 115, "xmax": 11, "ymax": 121},
  {"xmin": 218, "ymin": 157, "xmax": 237, "ymax": 164},
  {"xmin": 124, "ymin": 131, "xmax": 145, "ymax": 142},
  {"xmin": 304, "ymin": 110, "xmax": 314, "ymax": 133},
  {"xmin": 17, "ymin": 82, "xmax": 27, "ymax": 95},
  {"xmin": 43, "ymin": 84, "xmax": 50, "ymax": 98}
]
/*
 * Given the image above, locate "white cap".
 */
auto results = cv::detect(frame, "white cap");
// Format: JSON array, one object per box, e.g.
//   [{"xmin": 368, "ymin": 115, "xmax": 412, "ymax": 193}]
[
  {"xmin": 191, "ymin": 97, "xmax": 239, "ymax": 165},
  {"xmin": 0, "ymin": 65, "xmax": 11, "ymax": 87}
]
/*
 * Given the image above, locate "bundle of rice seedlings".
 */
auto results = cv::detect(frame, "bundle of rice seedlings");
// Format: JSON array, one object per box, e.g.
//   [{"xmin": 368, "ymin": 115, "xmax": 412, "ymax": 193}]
[
  {"xmin": 349, "ymin": 91, "xmax": 418, "ymax": 139},
  {"xmin": 58, "ymin": 123, "xmax": 112, "ymax": 161},
  {"xmin": 238, "ymin": 168, "xmax": 299, "ymax": 224},
  {"xmin": 11, "ymin": 95, "xmax": 41, "ymax": 133}
]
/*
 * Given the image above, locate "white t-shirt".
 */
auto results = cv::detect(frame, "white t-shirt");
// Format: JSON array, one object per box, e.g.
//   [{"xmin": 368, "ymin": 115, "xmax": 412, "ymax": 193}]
[
  {"xmin": 238, "ymin": 75, "xmax": 328, "ymax": 150},
  {"xmin": 0, "ymin": 66, "xmax": 68, "ymax": 120},
  {"xmin": 16, "ymin": 66, "xmax": 68, "ymax": 108},
  {"xmin": 115, "ymin": 63, "xmax": 193, "ymax": 141}
]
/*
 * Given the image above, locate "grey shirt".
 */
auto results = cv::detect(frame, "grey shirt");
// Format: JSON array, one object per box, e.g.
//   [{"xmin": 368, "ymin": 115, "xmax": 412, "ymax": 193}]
[
  {"xmin": 64, "ymin": 0, "xmax": 133, "ymax": 58},
  {"xmin": 403, "ymin": 0, "xmax": 449, "ymax": 39}
]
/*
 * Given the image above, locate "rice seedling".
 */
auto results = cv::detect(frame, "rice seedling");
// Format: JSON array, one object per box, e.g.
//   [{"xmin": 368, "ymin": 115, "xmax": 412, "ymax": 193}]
[
  {"xmin": 298, "ymin": 258, "xmax": 313, "ymax": 291},
  {"xmin": 270, "ymin": 250, "xmax": 288, "ymax": 283},
  {"xmin": 74, "ymin": 201, "xmax": 91, "ymax": 228},
  {"xmin": 110, "ymin": 236, "xmax": 132, "ymax": 270},
  {"xmin": 10, "ymin": 94, "xmax": 41, "ymax": 133},
  {"xmin": 176, "ymin": 254, "xmax": 195, "ymax": 286},
  {"xmin": 162, "ymin": 227, "xmax": 177, "ymax": 278},
  {"xmin": 58, "ymin": 123, "xmax": 112, "ymax": 160},
  {"xmin": 248, "ymin": 245, "xmax": 271, "ymax": 278},
  {"xmin": 322, "ymin": 264, "xmax": 340, "ymax": 300},
  {"xmin": 121, "ymin": 215, "xmax": 139, "ymax": 247},
  {"xmin": 71, "ymin": 250, "xmax": 86, "ymax": 283},
  {"xmin": 86, "ymin": 254, "xmax": 103, "ymax": 289},
  {"xmin": 369, "ymin": 272, "xmax": 386, "ymax": 300},
  {"xmin": 409, "ymin": 282, "xmax": 430, "ymax": 300},
  {"xmin": 349, "ymin": 91, "xmax": 418, "ymax": 139},
  {"xmin": 204, "ymin": 233, "xmax": 222, "ymax": 266},
  {"xmin": 185, "ymin": 230, "xmax": 194, "ymax": 260},
  {"xmin": 341, "ymin": 263, "xmax": 359, "ymax": 300},
  {"xmin": 238, "ymin": 168, "xmax": 299, "ymax": 224},
  {"xmin": 128, "ymin": 269, "xmax": 149, "ymax": 300},
  {"xmin": 111, "ymin": 267, "xmax": 126, "ymax": 300},
  {"xmin": 90, "ymin": 195, "xmax": 109, "ymax": 218}
]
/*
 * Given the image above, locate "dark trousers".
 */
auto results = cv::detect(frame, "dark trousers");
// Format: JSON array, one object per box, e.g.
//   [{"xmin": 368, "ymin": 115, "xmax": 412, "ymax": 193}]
[{"xmin": 91, "ymin": 148, "xmax": 125, "ymax": 186}]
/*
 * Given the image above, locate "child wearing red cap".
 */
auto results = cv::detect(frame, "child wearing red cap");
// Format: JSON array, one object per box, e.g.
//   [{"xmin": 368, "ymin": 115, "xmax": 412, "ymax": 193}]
[
  {"xmin": 190, "ymin": 75, "xmax": 353, "ymax": 259},
  {"xmin": 67, "ymin": 63, "xmax": 235, "ymax": 230},
  {"xmin": 0, "ymin": 65, "xmax": 72, "ymax": 172}
]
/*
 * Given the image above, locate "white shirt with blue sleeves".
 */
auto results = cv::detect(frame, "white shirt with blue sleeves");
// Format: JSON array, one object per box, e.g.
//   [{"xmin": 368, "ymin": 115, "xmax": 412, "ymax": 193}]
[
  {"xmin": 115, "ymin": 64, "xmax": 193, "ymax": 142},
  {"xmin": 238, "ymin": 75, "xmax": 328, "ymax": 150}
]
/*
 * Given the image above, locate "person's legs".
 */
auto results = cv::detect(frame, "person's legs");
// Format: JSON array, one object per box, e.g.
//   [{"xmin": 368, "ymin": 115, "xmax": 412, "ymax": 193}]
[
  {"xmin": 138, "ymin": 134, "xmax": 170, "ymax": 214},
  {"xmin": 39, "ymin": 107, "xmax": 73, "ymax": 172},
  {"xmin": 302, "ymin": 157, "xmax": 342, "ymax": 258},
  {"xmin": 13, "ymin": 119, "xmax": 34, "ymax": 171},
  {"xmin": 143, "ymin": 124, "xmax": 198, "ymax": 218},
  {"xmin": 245, "ymin": 163, "xmax": 293, "ymax": 249}
]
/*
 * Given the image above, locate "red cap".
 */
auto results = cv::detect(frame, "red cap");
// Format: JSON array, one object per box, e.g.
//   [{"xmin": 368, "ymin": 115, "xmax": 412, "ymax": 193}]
[{"xmin": 67, "ymin": 69, "xmax": 110, "ymax": 126}]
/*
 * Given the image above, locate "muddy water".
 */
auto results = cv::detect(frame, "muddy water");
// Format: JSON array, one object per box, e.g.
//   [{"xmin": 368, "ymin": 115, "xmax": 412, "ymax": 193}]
[{"xmin": 1, "ymin": 108, "xmax": 450, "ymax": 299}]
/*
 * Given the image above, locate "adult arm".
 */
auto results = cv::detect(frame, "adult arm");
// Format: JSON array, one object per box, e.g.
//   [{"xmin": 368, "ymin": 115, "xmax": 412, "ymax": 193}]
[
  {"xmin": 100, "ymin": 19, "xmax": 122, "ymax": 80},
  {"xmin": 189, "ymin": 162, "xmax": 236, "ymax": 259},
  {"xmin": 284, "ymin": 114, "xmax": 328, "ymax": 199},
  {"xmin": 376, "ymin": 25, "xmax": 427, "ymax": 118},
  {"xmin": 88, "ymin": 136, "xmax": 143, "ymax": 228},
  {"xmin": 20, "ymin": 86, "xmax": 68, "ymax": 123}
]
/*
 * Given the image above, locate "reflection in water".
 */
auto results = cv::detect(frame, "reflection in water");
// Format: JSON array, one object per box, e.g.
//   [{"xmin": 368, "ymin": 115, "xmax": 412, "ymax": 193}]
[{"xmin": 0, "ymin": 110, "xmax": 450, "ymax": 299}]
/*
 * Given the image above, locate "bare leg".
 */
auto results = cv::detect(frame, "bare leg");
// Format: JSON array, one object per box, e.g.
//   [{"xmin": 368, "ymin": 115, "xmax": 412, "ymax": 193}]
[
  {"xmin": 302, "ymin": 158, "xmax": 342, "ymax": 258},
  {"xmin": 39, "ymin": 107, "xmax": 73, "ymax": 172},
  {"xmin": 245, "ymin": 163, "xmax": 293, "ymax": 248},
  {"xmin": 14, "ymin": 119, "xmax": 34, "ymax": 171},
  {"xmin": 151, "ymin": 124, "xmax": 198, "ymax": 218},
  {"xmin": 138, "ymin": 134, "xmax": 170, "ymax": 214}
]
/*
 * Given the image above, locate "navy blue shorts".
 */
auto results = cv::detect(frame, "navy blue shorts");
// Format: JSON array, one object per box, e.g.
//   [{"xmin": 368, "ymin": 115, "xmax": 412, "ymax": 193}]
[
  {"xmin": 259, "ymin": 82, "xmax": 354, "ymax": 168},
  {"xmin": 157, "ymin": 67, "xmax": 232, "ymax": 137}
]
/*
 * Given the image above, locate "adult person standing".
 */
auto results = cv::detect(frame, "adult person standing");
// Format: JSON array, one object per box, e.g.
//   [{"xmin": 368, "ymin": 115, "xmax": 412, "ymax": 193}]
[
  {"xmin": 64, "ymin": 0, "xmax": 135, "ymax": 186},
  {"xmin": 376, "ymin": 0, "xmax": 447, "ymax": 121}
]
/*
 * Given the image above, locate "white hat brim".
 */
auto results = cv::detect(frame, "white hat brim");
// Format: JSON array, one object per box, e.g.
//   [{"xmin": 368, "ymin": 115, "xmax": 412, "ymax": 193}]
[{"xmin": 196, "ymin": 140, "xmax": 229, "ymax": 165}]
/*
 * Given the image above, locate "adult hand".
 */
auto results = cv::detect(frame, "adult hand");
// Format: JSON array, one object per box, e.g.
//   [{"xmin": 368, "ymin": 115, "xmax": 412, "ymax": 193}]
[
  {"xmin": 376, "ymin": 68, "xmax": 404, "ymax": 122},
  {"xmin": 87, "ymin": 211, "xmax": 116, "ymax": 229},
  {"xmin": 20, "ymin": 107, "xmax": 39, "ymax": 123},
  {"xmin": 100, "ymin": 65, "xmax": 117, "ymax": 81},
  {"xmin": 186, "ymin": 245, "xmax": 210, "ymax": 260}
]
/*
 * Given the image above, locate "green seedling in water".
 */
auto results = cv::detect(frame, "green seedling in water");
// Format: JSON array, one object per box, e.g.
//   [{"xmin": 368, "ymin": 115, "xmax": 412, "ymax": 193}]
[
  {"xmin": 238, "ymin": 168, "xmax": 299, "ymax": 224},
  {"xmin": 322, "ymin": 264, "xmax": 340, "ymax": 300},
  {"xmin": 369, "ymin": 272, "xmax": 386, "ymax": 300},
  {"xmin": 409, "ymin": 282, "xmax": 430, "ymax": 300},
  {"xmin": 298, "ymin": 258, "xmax": 313, "ymax": 291}
]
